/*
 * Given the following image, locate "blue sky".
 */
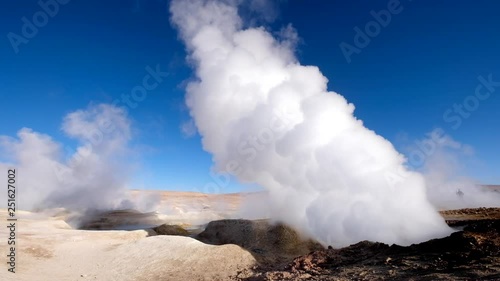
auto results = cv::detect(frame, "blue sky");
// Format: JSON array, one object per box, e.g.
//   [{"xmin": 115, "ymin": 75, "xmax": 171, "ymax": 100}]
[{"xmin": 1, "ymin": 0, "xmax": 499, "ymax": 192}]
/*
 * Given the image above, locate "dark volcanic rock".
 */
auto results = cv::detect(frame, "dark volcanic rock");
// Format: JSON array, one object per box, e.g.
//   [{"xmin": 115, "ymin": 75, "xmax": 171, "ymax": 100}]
[
  {"xmin": 76, "ymin": 209, "xmax": 162, "ymax": 230},
  {"xmin": 153, "ymin": 224, "xmax": 189, "ymax": 236},
  {"xmin": 238, "ymin": 215, "xmax": 500, "ymax": 281},
  {"xmin": 197, "ymin": 219, "xmax": 324, "ymax": 265}
]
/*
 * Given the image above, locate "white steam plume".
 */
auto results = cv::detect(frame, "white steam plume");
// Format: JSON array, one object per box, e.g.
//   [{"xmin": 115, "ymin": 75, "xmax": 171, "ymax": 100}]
[
  {"xmin": 170, "ymin": 0, "xmax": 452, "ymax": 247},
  {"xmin": 416, "ymin": 130, "xmax": 500, "ymax": 209},
  {"xmin": 0, "ymin": 104, "xmax": 134, "ymax": 211}
]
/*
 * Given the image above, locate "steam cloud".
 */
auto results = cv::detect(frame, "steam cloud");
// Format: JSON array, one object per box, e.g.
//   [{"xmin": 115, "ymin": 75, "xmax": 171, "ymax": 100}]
[
  {"xmin": 0, "ymin": 104, "xmax": 134, "ymax": 211},
  {"xmin": 170, "ymin": 0, "xmax": 453, "ymax": 246},
  {"xmin": 416, "ymin": 130, "xmax": 500, "ymax": 209}
]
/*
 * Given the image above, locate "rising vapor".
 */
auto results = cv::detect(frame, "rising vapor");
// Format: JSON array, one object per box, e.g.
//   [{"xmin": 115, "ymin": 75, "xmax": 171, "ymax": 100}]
[
  {"xmin": 416, "ymin": 130, "xmax": 500, "ymax": 209},
  {"xmin": 170, "ymin": 0, "xmax": 453, "ymax": 246},
  {"xmin": 0, "ymin": 104, "xmax": 134, "ymax": 211}
]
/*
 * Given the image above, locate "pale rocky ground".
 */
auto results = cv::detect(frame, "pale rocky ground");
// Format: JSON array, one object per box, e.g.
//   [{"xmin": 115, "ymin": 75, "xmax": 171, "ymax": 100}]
[
  {"xmin": 0, "ymin": 191, "xmax": 256, "ymax": 281},
  {"xmin": 127, "ymin": 190, "xmax": 245, "ymax": 226},
  {"xmin": 1, "ymin": 189, "xmax": 499, "ymax": 281}
]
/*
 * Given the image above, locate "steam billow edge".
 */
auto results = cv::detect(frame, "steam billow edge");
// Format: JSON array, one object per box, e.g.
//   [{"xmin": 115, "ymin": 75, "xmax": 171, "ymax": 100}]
[{"xmin": 170, "ymin": 0, "xmax": 452, "ymax": 247}]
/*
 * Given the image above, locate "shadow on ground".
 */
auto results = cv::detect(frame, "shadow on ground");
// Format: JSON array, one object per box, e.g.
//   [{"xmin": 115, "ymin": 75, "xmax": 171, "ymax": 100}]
[{"xmin": 195, "ymin": 219, "xmax": 324, "ymax": 265}]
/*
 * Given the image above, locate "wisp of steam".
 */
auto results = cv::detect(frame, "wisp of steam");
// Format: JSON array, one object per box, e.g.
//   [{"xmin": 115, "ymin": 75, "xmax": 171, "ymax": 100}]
[
  {"xmin": 0, "ymin": 104, "xmax": 134, "ymax": 212},
  {"xmin": 170, "ymin": 0, "xmax": 453, "ymax": 246}
]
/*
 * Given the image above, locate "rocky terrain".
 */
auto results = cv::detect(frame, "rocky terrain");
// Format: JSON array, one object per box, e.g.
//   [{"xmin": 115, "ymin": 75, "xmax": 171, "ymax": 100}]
[
  {"xmin": 1, "ymin": 190, "xmax": 499, "ymax": 281},
  {"xmin": 0, "ymin": 209, "xmax": 256, "ymax": 281},
  {"xmin": 197, "ymin": 219, "xmax": 324, "ymax": 265},
  {"xmin": 241, "ymin": 208, "xmax": 500, "ymax": 281},
  {"xmin": 77, "ymin": 204, "xmax": 500, "ymax": 281}
]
